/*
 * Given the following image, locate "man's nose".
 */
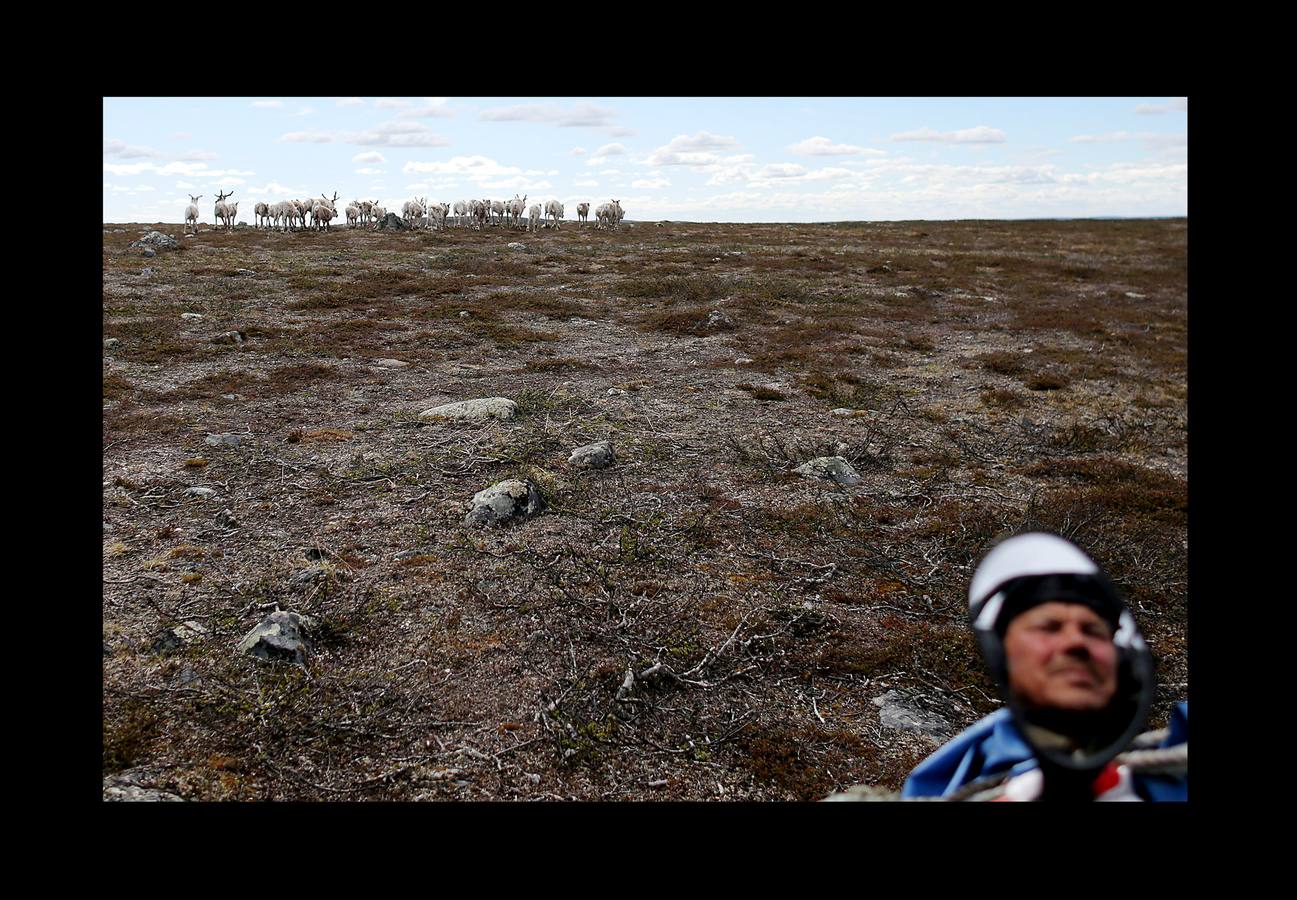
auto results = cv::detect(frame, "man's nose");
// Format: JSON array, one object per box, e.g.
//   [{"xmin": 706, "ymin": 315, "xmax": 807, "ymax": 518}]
[{"xmin": 1060, "ymin": 625, "xmax": 1094, "ymax": 657}]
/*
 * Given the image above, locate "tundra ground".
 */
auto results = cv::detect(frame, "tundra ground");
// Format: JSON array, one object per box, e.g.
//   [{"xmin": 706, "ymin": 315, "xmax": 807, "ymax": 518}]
[{"xmin": 102, "ymin": 218, "xmax": 1188, "ymax": 801}]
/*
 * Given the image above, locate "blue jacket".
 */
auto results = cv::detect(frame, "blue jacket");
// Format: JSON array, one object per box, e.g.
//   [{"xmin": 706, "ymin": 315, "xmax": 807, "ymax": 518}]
[{"xmin": 902, "ymin": 702, "xmax": 1188, "ymax": 801}]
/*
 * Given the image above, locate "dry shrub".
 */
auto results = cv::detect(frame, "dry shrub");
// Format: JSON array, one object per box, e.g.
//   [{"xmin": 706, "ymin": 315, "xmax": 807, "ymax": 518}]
[
  {"xmin": 300, "ymin": 429, "xmax": 354, "ymax": 442},
  {"xmin": 103, "ymin": 374, "xmax": 134, "ymax": 401},
  {"xmin": 980, "ymin": 387, "xmax": 1027, "ymax": 410},
  {"xmin": 977, "ymin": 351, "xmax": 1028, "ymax": 375},
  {"xmin": 1024, "ymin": 371, "xmax": 1069, "ymax": 391},
  {"xmin": 734, "ymin": 725, "xmax": 872, "ymax": 800}
]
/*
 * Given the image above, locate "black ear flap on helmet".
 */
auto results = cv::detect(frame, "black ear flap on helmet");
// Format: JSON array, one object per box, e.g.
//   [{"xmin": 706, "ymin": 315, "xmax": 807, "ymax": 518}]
[{"xmin": 968, "ymin": 534, "xmax": 1158, "ymax": 798}]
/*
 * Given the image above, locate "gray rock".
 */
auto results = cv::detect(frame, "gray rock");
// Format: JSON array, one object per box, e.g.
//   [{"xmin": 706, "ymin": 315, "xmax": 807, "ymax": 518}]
[
  {"xmin": 103, "ymin": 770, "xmax": 185, "ymax": 802},
  {"xmin": 204, "ymin": 433, "xmax": 242, "ymax": 448},
  {"xmin": 507, "ymin": 242, "xmax": 526, "ymax": 250},
  {"xmin": 103, "ymin": 640, "xmax": 113, "ymax": 657},
  {"xmin": 129, "ymin": 231, "xmax": 180, "ymax": 251},
  {"xmin": 215, "ymin": 508, "xmax": 239, "ymax": 528},
  {"xmin": 235, "ymin": 268, "xmax": 257, "ymax": 277},
  {"xmin": 464, "ymin": 479, "xmax": 544, "ymax": 528},
  {"xmin": 706, "ymin": 310, "xmax": 735, "ymax": 329},
  {"xmin": 181, "ymin": 312, "xmax": 203, "ymax": 321},
  {"xmin": 794, "ymin": 456, "xmax": 861, "ymax": 486},
  {"xmin": 289, "ymin": 566, "xmax": 333, "ymax": 589},
  {"xmin": 376, "ymin": 212, "xmax": 408, "ymax": 230},
  {"xmin": 149, "ymin": 620, "xmax": 208, "ymax": 654},
  {"xmin": 393, "ymin": 549, "xmax": 423, "ymax": 561},
  {"xmin": 142, "ymin": 248, "xmax": 156, "ymax": 258},
  {"xmin": 140, "ymin": 268, "xmax": 153, "ymax": 276},
  {"xmin": 371, "ymin": 358, "xmax": 409, "ymax": 368},
  {"xmin": 735, "ymin": 357, "xmax": 754, "ymax": 365},
  {"xmin": 104, "ymin": 338, "xmax": 121, "ymax": 351},
  {"xmin": 872, "ymin": 690, "xmax": 952, "ymax": 739},
  {"xmin": 185, "ymin": 486, "xmax": 218, "ymax": 500},
  {"xmin": 237, "ymin": 610, "xmax": 318, "ymax": 665},
  {"xmin": 419, "ymin": 397, "xmax": 517, "ymax": 422},
  {"xmin": 831, "ymin": 408, "xmax": 865, "ymax": 417},
  {"xmin": 569, "ymin": 440, "xmax": 615, "ymax": 469},
  {"xmin": 214, "ymin": 330, "xmax": 245, "ymax": 344}
]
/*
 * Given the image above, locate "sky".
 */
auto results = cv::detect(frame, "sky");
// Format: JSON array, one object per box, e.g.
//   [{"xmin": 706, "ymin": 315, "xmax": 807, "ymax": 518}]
[{"xmin": 103, "ymin": 97, "xmax": 1188, "ymax": 224}]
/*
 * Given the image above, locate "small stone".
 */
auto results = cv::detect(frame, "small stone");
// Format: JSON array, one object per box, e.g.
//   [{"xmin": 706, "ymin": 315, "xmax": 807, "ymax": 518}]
[
  {"xmin": 1125, "ymin": 292, "xmax": 1146, "ymax": 299},
  {"xmin": 104, "ymin": 338, "xmax": 121, "ymax": 351},
  {"xmin": 235, "ymin": 268, "xmax": 257, "ymax": 277},
  {"xmin": 213, "ymin": 331, "xmax": 244, "ymax": 344},
  {"xmin": 181, "ymin": 313, "xmax": 203, "ymax": 321},
  {"xmin": 204, "ymin": 433, "xmax": 242, "ymax": 448},
  {"xmin": 706, "ymin": 310, "xmax": 734, "ymax": 330},
  {"xmin": 142, "ymin": 248, "xmax": 156, "ymax": 258},
  {"xmin": 507, "ymin": 242, "xmax": 525, "ymax": 250},
  {"xmin": 186, "ymin": 487, "xmax": 218, "ymax": 500},
  {"xmin": 140, "ymin": 268, "xmax": 153, "ymax": 276},
  {"xmin": 794, "ymin": 456, "xmax": 861, "ymax": 486},
  {"xmin": 288, "ymin": 566, "xmax": 332, "ymax": 589},
  {"xmin": 831, "ymin": 408, "xmax": 863, "ymax": 417},
  {"xmin": 735, "ymin": 357, "xmax": 754, "ymax": 365},
  {"xmin": 568, "ymin": 440, "xmax": 615, "ymax": 469},
  {"xmin": 464, "ymin": 479, "xmax": 544, "ymax": 528},
  {"xmin": 607, "ymin": 388, "xmax": 628, "ymax": 396},
  {"xmin": 371, "ymin": 358, "xmax": 409, "ymax": 368},
  {"xmin": 237, "ymin": 610, "xmax": 318, "ymax": 666},
  {"xmin": 419, "ymin": 397, "xmax": 517, "ymax": 422},
  {"xmin": 393, "ymin": 549, "xmax": 421, "ymax": 561},
  {"xmin": 215, "ymin": 508, "xmax": 239, "ymax": 528},
  {"xmin": 458, "ymin": 311, "xmax": 471, "ymax": 318}
]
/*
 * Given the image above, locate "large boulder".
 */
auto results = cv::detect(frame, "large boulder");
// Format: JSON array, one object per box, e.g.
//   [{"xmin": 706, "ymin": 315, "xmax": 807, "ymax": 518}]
[
  {"xmin": 464, "ymin": 479, "xmax": 544, "ymax": 528},
  {"xmin": 236, "ymin": 610, "xmax": 318, "ymax": 665},
  {"xmin": 419, "ymin": 397, "xmax": 517, "ymax": 422},
  {"xmin": 794, "ymin": 456, "xmax": 861, "ymax": 486},
  {"xmin": 376, "ymin": 212, "xmax": 409, "ymax": 230},
  {"xmin": 872, "ymin": 690, "xmax": 952, "ymax": 740}
]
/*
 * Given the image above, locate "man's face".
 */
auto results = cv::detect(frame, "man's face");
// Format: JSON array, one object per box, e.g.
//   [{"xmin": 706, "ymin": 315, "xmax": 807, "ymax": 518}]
[{"xmin": 1003, "ymin": 602, "xmax": 1118, "ymax": 712}]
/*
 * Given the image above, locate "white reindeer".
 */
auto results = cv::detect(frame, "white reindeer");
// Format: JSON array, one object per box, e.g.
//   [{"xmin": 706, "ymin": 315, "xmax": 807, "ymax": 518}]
[
  {"xmin": 185, "ymin": 194, "xmax": 203, "ymax": 235},
  {"xmin": 346, "ymin": 201, "xmax": 360, "ymax": 228},
  {"xmin": 254, "ymin": 201, "xmax": 270, "ymax": 229},
  {"xmin": 214, "ymin": 190, "xmax": 235, "ymax": 231},
  {"xmin": 528, "ymin": 203, "xmax": 542, "ymax": 233},
  {"xmin": 545, "ymin": 200, "xmax": 564, "ymax": 229},
  {"xmin": 577, "ymin": 202, "xmax": 590, "ymax": 226},
  {"xmin": 508, "ymin": 194, "xmax": 528, "ymax": 229},
  {"xmin": 313, "ymin": 192, "xmax": 339, "ymax": 231}
]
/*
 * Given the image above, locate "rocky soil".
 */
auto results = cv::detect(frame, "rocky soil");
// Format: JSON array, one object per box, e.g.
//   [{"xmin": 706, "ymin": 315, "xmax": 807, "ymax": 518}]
[{"xmin": 103, "ymin": 218, "xmax": 1188, "ymax": 801}]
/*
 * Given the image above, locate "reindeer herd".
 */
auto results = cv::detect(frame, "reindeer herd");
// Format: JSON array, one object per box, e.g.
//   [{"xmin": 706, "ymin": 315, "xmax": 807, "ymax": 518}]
[{"xmin": 188, "ymin": 192, "xmax": 627, "ymax": 235}]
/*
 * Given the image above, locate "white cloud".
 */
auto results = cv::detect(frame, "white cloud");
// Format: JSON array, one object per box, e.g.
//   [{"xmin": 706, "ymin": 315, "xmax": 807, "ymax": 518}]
[
  {"xmin": 376, "ymin": 98, "xmax": 411, "ymax": 109},
  {"xmin": 104, "ymin": 138, "xmax": 161, "ymax": 159},
  {"xmin": 353, "ymin": 151, "xmax": 387, "ymax": 164},
  {"xmin": 479, "ymin": 103, "xmax": 619, "ymax": 128},
  {"xmin": 891, "ymin": 125, "xmax": 1007, "ymax": 143},
  {"xmin": 1070, "ymin": 132, "xmax": 1187, "ymax": 152},
  {"xmin": 172, "ymin": 132, "xmax": 192, "ymax": 140},
  {"xmin": 570, "ymin": 147, "xmax": 587, "ymax": 156},
  {"xmin": 607, "ymin": 127, "xmax": 637, "ymax": 138},
  {"xmin": 403, "ymin": 156, "xmax": 526, "ymax": 182},
  {"xmin": 1135, "ymin": 98, "xmax": 1188, "ymax": 115},
  {"xmin": 356, "ymin": 168, "xmax": 386, "ymax": 175},
  {"xmin": 647, "ymin": 132, "xmax": 739, "ymax": 166},
  {"xmin": 575, "ymin": 179, "xmax": 599, "ymax": 187},
  {"xmin": 598, "ymin": 169, "xmax": 622, "ymax": 176},
  {"xmin": 586, "ymin": 143, "xmax": 627, "ymax": 165},
  {"xmin": 480, "ymin": 177, "xmax": 552, "ymax": 192},
  {"xmin": 400, "ymin": 98, "xmax": 453, "ymax": 118},
  {"xmin": 632, "ymin": 177, "xmax": 671, "ymax": 189},
  {"xmin": 336, "ymin": 97, "xmax": 365, "ymax": 107},
  {"xmin": 279, "ymin": 122, "xmax": 451, "ymax": 147},
  {"xmin": 252, "ymin": 100, "xmax": 284, "ymax": 108},
  {"xmin": 788, "ymin": 136, "xmax": 884, "ymax": 157},
  {"xmin": 296, "ymin": 106, "xmax": 314, "ymax": 116},
  {"xmin": 180, "ymin": 150, "xmax": 218, "ymax": 161}
]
